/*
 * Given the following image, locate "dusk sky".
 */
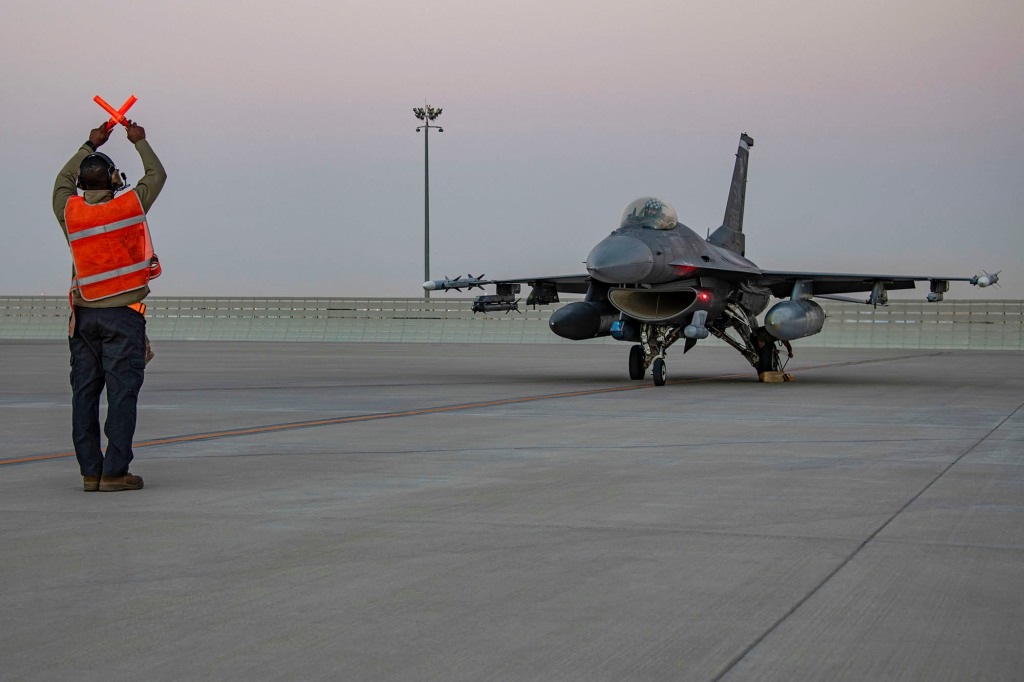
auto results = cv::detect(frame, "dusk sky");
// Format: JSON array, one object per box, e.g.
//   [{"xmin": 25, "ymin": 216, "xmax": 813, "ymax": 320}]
[{"xmin": 4, "ymin": 0, "xmax": 1022, "ymax": 299}]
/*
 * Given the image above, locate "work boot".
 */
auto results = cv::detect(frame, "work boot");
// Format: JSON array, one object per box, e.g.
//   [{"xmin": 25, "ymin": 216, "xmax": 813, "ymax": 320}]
[
  {"xmin": 83, "ymin": 476, "xmax": 100, "ymax": 492},
  {"xmin": 99, "ymin": 472, "xmax": 144, "ymax": 492}
]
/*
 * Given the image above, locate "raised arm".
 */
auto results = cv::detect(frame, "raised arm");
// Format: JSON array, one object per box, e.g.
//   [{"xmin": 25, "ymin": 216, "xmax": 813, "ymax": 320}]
[
  {"xmin": 52, "ymin": 122, "xmax": 110, "ymax": 230},
  {"xmin": 126, "ymin": 120, "xmax": 167, "ymax": 212}
]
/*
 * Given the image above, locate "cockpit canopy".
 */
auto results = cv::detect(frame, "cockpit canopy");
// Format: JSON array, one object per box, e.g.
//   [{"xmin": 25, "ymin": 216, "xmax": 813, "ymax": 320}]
[{"xmin": 617, "ymin": 197, "xmax": 678, "ymax": 231}]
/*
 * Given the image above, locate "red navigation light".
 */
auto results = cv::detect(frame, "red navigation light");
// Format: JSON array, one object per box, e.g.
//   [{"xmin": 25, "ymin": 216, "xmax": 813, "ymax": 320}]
[{"xmin": 698, "ymin": 291, "xmax": 710, "ymax": 301}]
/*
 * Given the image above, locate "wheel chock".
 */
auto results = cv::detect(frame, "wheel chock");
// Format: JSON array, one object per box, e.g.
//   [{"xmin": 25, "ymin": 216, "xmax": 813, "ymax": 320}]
[{"xmin": 759, "ymin": 371, "xmax": 795, "ymax": 383}]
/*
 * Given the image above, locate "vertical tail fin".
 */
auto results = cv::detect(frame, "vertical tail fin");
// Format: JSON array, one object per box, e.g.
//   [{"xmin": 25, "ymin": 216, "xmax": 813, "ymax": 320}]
[{"xmin": 708, "ymin": 132, "xmax": 754, "ymax": 256}]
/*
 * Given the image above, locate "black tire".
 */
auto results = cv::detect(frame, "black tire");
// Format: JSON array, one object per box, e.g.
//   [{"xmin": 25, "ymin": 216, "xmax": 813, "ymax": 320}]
[
  {"xmin": 652, "ymin": 358, "xmax": 667, "ymax": 386},
  {"xmin": 628, "ymin": 345, "xmax": 645, "ymax": 380}
]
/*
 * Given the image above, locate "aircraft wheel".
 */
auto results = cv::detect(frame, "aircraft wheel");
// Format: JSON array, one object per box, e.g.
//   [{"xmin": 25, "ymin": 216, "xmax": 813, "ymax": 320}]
[
  {"xmin": 628, "ymin": 345, "xmax": 645, "ymax": 380},
  {"xmin": 756, "ymin": 341, "xmax": 779, "ymax": 373},
  {"xmin": 652, "ymin": 358, "xmax": 667, "ymax": 386}
]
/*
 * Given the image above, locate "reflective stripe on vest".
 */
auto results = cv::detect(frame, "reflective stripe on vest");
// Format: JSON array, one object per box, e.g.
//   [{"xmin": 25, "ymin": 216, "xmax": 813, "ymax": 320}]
[
  {"xmin": 64, "ymin": 192, "xmax": 160, "ymax": 302},
  {"xmin": 67, "ymin": 215, "xmax": 146, "ymax": 242},
  {"xmin": 75, "ymin": 259, "xmax": 153, "ymax": 286}
]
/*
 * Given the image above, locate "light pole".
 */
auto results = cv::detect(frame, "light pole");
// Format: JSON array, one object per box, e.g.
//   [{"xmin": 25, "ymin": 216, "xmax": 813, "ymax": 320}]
[{"xmin": 414, "ymin": 104, "xmax": 443, "ymax": 299}]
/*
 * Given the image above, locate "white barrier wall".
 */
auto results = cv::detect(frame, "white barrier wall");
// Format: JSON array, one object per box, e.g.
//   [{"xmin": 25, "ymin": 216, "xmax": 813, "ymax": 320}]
[{"xmin": 0, "ymin": 296, "xmax": 1020, "ymax": 349}]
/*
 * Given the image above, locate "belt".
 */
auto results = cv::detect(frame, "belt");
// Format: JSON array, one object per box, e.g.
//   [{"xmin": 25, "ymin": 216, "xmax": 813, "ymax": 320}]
[{"xmin": 67, "ymin": 297, "xmax": 147, "ymax": 337}]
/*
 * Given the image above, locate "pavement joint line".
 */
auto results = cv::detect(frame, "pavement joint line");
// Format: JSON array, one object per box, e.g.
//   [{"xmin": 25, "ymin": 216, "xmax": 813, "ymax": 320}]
[
  {"xmin": 136, "ymin": 436, "xmax": 987, "ymax": 464},
  {"xmin": 710, "ymin": 396, "xmax": 1024, "ymax": 681},
  {"xmin": 0, "ymin": 352, "xmax": 942, "ymax": 468}
]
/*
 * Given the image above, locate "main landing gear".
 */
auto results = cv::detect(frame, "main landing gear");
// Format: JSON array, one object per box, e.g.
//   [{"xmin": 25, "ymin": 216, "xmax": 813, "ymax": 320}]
[{"xmin": 626, "ymin": 302, "xmax": 790, "ymax": 386}]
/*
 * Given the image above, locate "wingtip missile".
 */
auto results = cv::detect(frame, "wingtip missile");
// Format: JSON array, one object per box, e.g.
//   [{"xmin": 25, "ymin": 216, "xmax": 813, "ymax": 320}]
[
  {"xmin": 423, "ymin": 274, "xmax": 487, "ymax": 292},
  {"xmin": 971, "ymin": 271, "xmax": 1000, "ymax": 288}
]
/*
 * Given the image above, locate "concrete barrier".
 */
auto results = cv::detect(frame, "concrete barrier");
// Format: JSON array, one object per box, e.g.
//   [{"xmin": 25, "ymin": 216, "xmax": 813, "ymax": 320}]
[{"xmin": 1, "ymin": 295, "xmax": 1020, "ymax": 349}]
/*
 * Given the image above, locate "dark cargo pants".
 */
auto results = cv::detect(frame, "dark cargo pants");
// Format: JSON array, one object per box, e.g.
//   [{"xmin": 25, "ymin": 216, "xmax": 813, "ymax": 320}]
[{"xmin": 69, "ymin": 306, "xmax": 147, "ymax": 478}]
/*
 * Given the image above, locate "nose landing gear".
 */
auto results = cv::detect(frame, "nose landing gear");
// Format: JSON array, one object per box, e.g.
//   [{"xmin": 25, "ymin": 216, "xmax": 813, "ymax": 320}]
[
  {"xmin": 652, "ymin": 357, "xmax": 667, "ymax": 386},
  {"xmin": 627, "ymin": 324, "xmax": 683, "ymax": 386},
  {"xmin": 630, "ymin": 344, "xmax": 669, "ymax": 385}
]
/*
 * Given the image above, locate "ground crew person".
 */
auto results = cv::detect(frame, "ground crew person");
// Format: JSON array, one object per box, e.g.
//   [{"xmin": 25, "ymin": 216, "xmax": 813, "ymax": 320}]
[{"xmin": 52, "ymin": 119, "xmax": 167, "ymax": 492}]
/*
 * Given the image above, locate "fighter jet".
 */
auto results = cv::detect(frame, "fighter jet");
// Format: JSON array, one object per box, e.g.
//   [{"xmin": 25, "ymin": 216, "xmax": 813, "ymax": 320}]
[{"xmin": 424, "ymin": 133, "xmax": 1000, "ymax": 385}]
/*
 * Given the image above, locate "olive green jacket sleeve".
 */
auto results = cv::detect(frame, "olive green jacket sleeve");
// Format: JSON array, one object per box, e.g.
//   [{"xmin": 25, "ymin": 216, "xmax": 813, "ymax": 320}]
[{"xmin": 132, "ymin": 139, "xmax": 167, "ymax": 213}]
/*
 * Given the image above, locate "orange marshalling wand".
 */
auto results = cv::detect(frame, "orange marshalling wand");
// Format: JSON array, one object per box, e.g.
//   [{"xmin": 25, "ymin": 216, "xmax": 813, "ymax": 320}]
[{"xmin": 94, "ymin": 95, "xmax": 137, "ymax": 131}]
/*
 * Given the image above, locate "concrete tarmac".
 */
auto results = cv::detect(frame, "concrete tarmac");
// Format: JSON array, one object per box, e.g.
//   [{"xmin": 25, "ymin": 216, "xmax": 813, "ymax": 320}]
[{"xmin": 1, "ymin": 340, "xmax": 1022, "ymax": 681}]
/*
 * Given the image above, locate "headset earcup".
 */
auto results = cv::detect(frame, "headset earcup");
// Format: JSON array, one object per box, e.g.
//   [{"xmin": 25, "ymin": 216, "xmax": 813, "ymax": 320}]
[{"xmin": 78, "ymin": 152, "xmax": 122, "ymax": 191}]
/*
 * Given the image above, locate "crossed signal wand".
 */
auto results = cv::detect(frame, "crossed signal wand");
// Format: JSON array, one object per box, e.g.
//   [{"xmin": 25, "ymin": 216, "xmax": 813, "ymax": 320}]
[{"xmin": 93, "ymin": 94, "xmax": 138, "ymax": 131}]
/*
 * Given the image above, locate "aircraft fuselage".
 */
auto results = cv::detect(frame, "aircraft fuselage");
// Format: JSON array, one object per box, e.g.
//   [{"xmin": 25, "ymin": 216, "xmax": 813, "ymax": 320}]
[{"xmin": 586, "ymin": 223, "xmax": 758, "ymax": 286}]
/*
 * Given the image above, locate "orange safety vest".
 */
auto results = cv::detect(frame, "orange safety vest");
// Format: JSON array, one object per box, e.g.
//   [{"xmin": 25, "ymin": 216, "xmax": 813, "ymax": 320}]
[{"xmin": 64, "ymin": 191, "xmax": 162, "ymax": 301}]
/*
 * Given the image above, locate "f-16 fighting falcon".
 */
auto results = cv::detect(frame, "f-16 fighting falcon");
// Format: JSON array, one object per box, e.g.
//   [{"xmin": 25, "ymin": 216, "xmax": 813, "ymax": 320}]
[{"xmin": 425, "ymin": 134, "xmax": 1000, "ymax": 385}]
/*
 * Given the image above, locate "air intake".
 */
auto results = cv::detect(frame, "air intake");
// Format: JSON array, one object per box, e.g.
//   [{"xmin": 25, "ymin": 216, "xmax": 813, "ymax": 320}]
[{"xmin": 607, "ymin": 289, "xmax": 697, "ymax": 323}]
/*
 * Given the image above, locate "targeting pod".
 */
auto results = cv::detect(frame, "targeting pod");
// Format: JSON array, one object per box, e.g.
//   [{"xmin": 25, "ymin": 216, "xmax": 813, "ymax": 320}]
[
  {"xmin": 928, "ymin": 279, "xmax": 950, "ymax": 302},
  {"xmin": 472, "ymin": 295, "xmax": 519, "ymax": 314},
  {"xmin": 684, "ymin": 310, "xmax": 709, "ymax": 339},
  {"xmin": 472, "ymin": 283, "xmax": 521, "ymax": 314}
]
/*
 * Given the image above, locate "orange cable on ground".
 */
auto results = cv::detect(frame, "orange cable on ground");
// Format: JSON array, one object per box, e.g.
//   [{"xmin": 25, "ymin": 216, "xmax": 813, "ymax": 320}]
[{"xmin": 2, "ymin": 376, "xmax": 751, "ymax": 467}]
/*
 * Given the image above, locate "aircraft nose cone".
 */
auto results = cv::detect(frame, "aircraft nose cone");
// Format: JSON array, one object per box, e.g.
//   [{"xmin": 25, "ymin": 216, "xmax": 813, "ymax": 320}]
[{"xmin": 586, "ymin": 235, "xmax": 654, "ymax": 283}]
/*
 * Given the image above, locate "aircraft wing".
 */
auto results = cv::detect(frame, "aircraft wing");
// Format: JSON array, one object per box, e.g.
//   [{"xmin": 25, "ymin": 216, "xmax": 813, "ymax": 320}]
[
  {"xmin": 670, "ymin": 257, "xmax": 996, "ymax": 303},
  {"xmin": 753, "ymin": 269, "xmax": 976, "ymax": 298}
]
